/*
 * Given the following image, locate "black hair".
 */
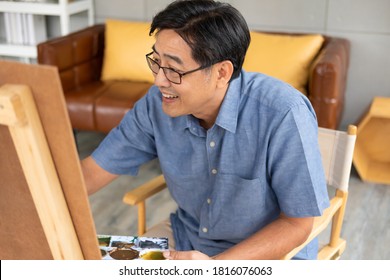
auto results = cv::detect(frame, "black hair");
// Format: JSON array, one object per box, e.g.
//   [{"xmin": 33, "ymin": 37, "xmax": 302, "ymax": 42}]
[{"xmin": 150, "ymin": 0, "xmax": 251, "ymax": 80}]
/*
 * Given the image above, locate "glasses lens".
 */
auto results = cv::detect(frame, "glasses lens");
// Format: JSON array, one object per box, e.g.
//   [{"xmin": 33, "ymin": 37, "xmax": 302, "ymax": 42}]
[
  {"xmin": 146, "ymin": 54, "xmax": 182, "ymax": 84},
  {"xmin": 147, "ymin": 57, "xmax": 159, "ymax": 74},
  {"xmin": 163, "ymin": 68, "xmax": 181, "ymax": 84}
]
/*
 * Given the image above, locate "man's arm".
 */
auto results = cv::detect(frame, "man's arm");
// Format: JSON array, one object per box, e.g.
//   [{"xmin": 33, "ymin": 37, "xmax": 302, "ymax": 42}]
[
  {"xmin": 163, "ymin": 213, "xmax": 313, "ymax": 260},
  {"xmin": 214, "ymin": 214, "xmax": 313, "ymax": 260},
  {"xmin": 81, "ymin": 156, "xmax": 118, "ymax": 195}
]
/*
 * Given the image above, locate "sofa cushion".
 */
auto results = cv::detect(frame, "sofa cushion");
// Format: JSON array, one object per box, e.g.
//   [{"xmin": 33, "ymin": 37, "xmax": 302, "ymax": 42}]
[
  {"xmin": 65, "ymin": 81, "xmax": 109, "ymax": 131},
  {"xmin": 94, "ymin": 81, "xmax": 152, "ymax": 133},
  {"xmin": 101, "ymin": 19, "xmax": 155, "ymax": 83},
  {"xmin": 243, "ymin": 32, "xmax": 324, "ymax": 94}
]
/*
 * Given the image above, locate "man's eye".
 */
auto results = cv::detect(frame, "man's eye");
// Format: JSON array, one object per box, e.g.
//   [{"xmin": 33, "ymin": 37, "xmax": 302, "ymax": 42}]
[{"xmin": 166, "ymin": 67, "xmax": 181, "ymax": 74}]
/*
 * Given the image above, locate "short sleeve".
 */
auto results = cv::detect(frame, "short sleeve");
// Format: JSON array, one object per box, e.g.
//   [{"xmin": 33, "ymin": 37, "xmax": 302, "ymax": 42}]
[
  {"xmin": 267, "ymin": 103, "xmax": 330, "ymax": 217},
  {"xmin": 92, "ymin": 94, "xmax": 157, "ymax": 176}
]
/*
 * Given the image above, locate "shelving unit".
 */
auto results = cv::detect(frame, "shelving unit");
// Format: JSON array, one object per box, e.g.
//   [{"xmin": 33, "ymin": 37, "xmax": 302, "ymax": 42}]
[{"xmin": 0, "ymin": 0, "xmax": 94, "ymax": 59}]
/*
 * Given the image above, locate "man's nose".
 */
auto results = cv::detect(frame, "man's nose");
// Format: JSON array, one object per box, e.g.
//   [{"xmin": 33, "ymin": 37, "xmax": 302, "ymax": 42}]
[{"xmin": 154, "ymin": 68, "xmax": 171, "ymax": 87}]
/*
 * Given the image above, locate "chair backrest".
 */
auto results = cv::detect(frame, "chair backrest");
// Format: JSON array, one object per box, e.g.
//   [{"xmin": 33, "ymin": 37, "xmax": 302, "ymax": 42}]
[
  {"xmin": 318, "ymin": 125, "xmax": 357, "ymax": 192},
  {"xmin": 282, "ymin": 125, "xmax": 357, "ymax": 260}
]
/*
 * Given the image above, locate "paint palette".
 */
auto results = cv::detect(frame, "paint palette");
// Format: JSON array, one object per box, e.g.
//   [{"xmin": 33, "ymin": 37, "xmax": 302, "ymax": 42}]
[{"xmin": 98, "ymin": 235, "xmax": 168, "ymax": 260}]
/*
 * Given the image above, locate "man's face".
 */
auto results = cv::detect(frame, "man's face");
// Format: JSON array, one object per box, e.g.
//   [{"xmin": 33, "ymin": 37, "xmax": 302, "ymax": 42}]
[{"xmin": 151, "ymin": 29, "xmax": 225, "ymax": 124}]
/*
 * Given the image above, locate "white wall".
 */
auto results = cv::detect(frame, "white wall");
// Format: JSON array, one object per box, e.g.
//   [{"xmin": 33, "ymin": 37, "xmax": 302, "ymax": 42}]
[{"xmin": 93, "ymin": 0, "xmax": 390, "ymax": 129}]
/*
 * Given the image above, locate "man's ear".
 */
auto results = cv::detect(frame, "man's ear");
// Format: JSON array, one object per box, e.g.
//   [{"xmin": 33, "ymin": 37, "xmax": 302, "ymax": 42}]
[{"xmin": 215, "ymin": 60, "xmax": 234, "ymax": 88}]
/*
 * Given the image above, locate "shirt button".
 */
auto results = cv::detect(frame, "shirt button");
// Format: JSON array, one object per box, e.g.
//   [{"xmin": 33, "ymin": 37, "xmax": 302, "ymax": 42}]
[
  {"xmin": 211, "ymin": 168, "xmax": 218, "ymax": 175},
  {"xmin": 207, "ymin": 198, "xmax": 211, "ymax": 204},
  {"xmin": 202, "ymin": 227, "xmax": 208, "ymax": 233},
  {"xmin": 209, "ymin": 141, "xmax": 216, "ymax": 148}
]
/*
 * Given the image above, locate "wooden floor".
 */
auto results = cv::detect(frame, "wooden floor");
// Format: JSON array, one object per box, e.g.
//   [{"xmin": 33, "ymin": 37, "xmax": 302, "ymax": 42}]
[{"xmin": 77, "ymin": 130, "xmax": 390, "ymax": 260}]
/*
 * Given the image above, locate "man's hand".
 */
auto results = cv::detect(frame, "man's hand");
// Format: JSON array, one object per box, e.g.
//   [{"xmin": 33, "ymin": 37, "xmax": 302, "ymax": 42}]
[{"xmin": 163, "ymin": 250, "xmax": 212, "ymax": 260}]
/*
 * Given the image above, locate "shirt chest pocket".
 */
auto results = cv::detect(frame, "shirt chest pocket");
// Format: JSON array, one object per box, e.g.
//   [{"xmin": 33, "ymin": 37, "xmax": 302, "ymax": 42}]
[{"xmin": 203, "ymin": 174, "xmax": 278, "ymax": 240}]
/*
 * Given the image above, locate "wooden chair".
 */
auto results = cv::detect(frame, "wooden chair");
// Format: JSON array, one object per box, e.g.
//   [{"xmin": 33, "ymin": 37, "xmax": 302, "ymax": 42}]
[
  {"xmin": 282, "ymin": 125, "xmax": 357, "ymax": 259},
  {"xmin": 123, "ymin": 125, "xmax": 357, "ymax": 260}
]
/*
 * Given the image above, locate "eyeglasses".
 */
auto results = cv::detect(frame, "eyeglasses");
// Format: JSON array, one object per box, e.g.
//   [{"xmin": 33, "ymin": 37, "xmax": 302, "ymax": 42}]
[{"xmin": 145, "ymin": 51, "xmax": 211, "ymax": 84}]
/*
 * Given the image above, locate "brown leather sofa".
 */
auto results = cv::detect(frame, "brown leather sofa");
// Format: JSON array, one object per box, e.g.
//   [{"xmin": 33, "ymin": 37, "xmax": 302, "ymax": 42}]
[{"xmin": 37, "ymin": 24, "xmax": 350, "ymax": 132}]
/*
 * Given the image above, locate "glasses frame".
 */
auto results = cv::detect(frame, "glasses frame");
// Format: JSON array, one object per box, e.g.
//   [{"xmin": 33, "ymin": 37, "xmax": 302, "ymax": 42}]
[{"xmin": 145, "ymin": 51, "xmax": 211, "ymax": 84}]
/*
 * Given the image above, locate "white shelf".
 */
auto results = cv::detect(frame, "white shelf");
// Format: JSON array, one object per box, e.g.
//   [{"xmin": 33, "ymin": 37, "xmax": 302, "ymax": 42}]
[
  {"xmin": 0, "ymin": 42, "xmax": 37, "ymax": 58},
  {"xmin": 0, "ymin": 0, "xmax": 94, "ymax": 59}
]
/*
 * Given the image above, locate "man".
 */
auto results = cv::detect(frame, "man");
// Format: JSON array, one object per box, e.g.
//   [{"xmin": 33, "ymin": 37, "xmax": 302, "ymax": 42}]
[{"xmin": 82, "ymin": 0, "xmax": 329, "ymax": 260}]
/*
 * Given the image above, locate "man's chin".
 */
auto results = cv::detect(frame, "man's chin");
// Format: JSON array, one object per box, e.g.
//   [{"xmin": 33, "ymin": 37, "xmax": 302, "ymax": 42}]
[{"xmin": 162, "ymin": 105, "xmax": 181, "ymax": 118}]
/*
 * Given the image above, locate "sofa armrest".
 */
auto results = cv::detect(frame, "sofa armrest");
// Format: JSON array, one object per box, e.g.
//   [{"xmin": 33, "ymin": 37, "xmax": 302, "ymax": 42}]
[
  {"xmin": 37, "ymin": 24, "xmax": 106, "ymax": 93},
  {"xmin": 308, "ymin": 37, "xmax": 350, "ymax": 129}
]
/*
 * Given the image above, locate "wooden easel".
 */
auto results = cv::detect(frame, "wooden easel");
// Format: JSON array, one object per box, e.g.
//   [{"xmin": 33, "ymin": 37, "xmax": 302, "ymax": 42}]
[
  {"xmin": 0, "ymin": 61, "xmax": 101, "ymax": 259},
  {"xmin": 0, "ymin": 84, "xmax": 84, "ymax": 259}
]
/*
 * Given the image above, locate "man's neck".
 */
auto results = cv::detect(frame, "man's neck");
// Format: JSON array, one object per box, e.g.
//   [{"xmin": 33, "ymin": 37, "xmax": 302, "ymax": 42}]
[{"xmin": 198, "ymin": 118, "xmax": 214, "ymax": 130}]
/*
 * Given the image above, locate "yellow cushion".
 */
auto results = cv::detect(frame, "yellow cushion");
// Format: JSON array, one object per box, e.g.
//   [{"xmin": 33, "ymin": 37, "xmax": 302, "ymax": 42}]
[
  {"xmin": 243, "ymin": 32, "xmax": 324, "ymax": 94},
  {"xmin": 101, "ymin": 19, "xmax": 155, "ymax": 83}
]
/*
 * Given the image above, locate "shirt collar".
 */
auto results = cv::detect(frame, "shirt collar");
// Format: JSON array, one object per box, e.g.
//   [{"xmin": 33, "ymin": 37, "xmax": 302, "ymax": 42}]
[
  {"xmin": 214, "ymin": 73, "xmax": 242, "ymax": 133},
  {"xmin": 180, "ymin": 71, "xmax": 243, "ymax": 134}
]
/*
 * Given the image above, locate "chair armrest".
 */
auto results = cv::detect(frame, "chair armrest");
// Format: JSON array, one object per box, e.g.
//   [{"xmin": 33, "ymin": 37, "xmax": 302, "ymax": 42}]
[
  {"xmin": 281, "ymin": 195, "xmax": 344, "ymax": 260},
  {"xmin": 123, "ymin": 174, "xmax": 167, "ymax": 205},
  {"xmin": 308, "ymin": 37, "xmax": 350, "ymax": 129}
]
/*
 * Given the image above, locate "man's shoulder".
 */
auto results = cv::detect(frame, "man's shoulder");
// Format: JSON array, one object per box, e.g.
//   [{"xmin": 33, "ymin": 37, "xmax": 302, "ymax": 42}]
[
  {"xmin": 238, "ymin": 70, "xmax": 310, "ymax": 112},
  {"xmin": 132, "ymin": 85, "xmax": 163, "ymax": 113}
]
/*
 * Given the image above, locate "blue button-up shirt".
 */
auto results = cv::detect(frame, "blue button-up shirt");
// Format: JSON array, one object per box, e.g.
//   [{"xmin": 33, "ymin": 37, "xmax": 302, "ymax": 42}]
[{"xmin": 92, "ymin": 70, "xmax": 329, "ymax": 259}]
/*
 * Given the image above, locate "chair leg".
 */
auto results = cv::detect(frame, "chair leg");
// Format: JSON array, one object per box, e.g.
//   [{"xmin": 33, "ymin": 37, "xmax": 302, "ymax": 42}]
[
  {"xmin": 330, "ymin": 239, "xmax": 347, "ymax": 260},
  {"xmin": 138, "ymin": 201, "xmax": 146, "ymax": 236},
  {"xmin": 330, "ymin": 190, "xmax": 348, "ymax": 247},
  {"xmin": 318, "ymin": 239, "xmax": 346, "ymax": 260}
]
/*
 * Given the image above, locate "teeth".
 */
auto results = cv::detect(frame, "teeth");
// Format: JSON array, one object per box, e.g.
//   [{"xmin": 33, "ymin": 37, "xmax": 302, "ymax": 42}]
[{"xmin": 162, "ymin": 93, "xmax": 178, "ymax": 99}]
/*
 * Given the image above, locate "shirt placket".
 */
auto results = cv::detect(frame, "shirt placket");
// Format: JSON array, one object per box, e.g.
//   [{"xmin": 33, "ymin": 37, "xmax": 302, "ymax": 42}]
[{"xmin": 200, "ymin": 127, "xmax": 221, "ymax": 236}]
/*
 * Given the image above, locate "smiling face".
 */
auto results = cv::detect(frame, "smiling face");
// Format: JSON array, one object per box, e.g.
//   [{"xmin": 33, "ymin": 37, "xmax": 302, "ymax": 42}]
[{"xmin": 151, "ymin": 29, "xmax": 232, "ymax": 129}]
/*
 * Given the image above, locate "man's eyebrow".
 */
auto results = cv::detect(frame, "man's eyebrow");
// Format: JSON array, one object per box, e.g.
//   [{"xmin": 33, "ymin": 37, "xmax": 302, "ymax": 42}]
[
  {"xmin": 164, "ymin": 54, "xmax": 183, "ymax": 65},
  {"xmin": 151, "ymin": 45, "xmax": 184, "ymax": 65}
]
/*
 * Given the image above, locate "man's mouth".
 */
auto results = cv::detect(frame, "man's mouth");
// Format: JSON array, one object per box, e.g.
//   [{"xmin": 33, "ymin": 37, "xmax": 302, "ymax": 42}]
[{"xmin": 162, "ymin": 93, "xmax": 179, "ymax": 99}]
